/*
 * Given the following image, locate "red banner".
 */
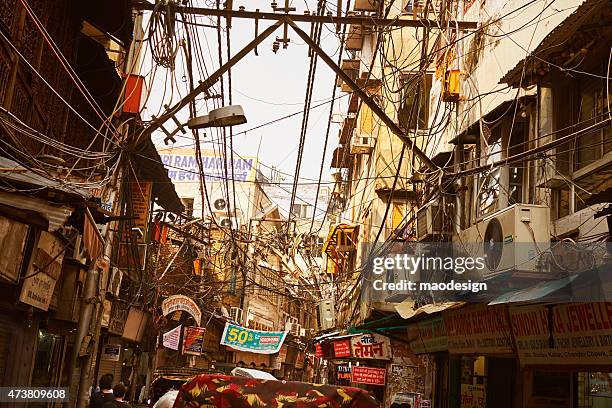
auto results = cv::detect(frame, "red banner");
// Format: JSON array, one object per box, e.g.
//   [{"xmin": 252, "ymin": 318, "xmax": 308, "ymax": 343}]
[
  {"xmin": 315, "ymin": 343, "xmax": 323, "ymax": 358},
  {"xmin": 333, "ymin": 340, "xmax": 351, "ymax": 358},
  {"xmin": 351, "ymin": 366, "xmax": 386, "ymax": 386}
]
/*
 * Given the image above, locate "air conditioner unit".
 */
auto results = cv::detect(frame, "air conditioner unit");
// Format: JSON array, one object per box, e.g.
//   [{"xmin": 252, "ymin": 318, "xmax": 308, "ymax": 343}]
[
  {"xmin": 213, "ymin": 198, "xmax": 228, "ymax": 211},
  {"xmin": 417, "ymin": 200, "xmax": 453, "ymax": 241},
  {"xmin": 350, "ymin": 130, "xmax": 375, "ymax": 155},
  {"xmin": 284, "ymin": 316, "xmax": 298, "ymax": 331},
  {"xmin": 290, "ymin": 323, "xmax": 301, "ymax": 337},
  {"xmin": 454, "ymin": 204, "xmax": 550, "ymax": 277},
  {"xmin": 108, "ymin": 267, "xmax": 123, "ymax": 297},
  {"xmin": 229, "ymin": 307, "xmax": 243, "ymax": 324},
  {"xmin": 318, "ymin": 300, "xmax": 335, "ymax": 330},
  {"xmin": 218, "ymin": 216, "xmax": 239, "ymax": 229}
]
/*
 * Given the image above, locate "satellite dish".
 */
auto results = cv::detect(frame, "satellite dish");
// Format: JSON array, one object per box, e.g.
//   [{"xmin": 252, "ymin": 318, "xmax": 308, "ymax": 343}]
[
  {"xmin": 484, "ymin": 218, "xmax": 503, "ymax": 270},
  {"xmin": 220, "ymin": 218, "xmax": 233, "ymax": 228},
  {"xmin": 214, "ymin": 198, "xmax": 227, "ymax": 211}
]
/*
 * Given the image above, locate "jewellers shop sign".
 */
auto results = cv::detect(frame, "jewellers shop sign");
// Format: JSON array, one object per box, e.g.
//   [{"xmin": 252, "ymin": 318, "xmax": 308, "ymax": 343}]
[
  {"xmin": 510, "ymin": 302, "xmax": 612, "ymax": 365},
  {"xmin": 220, "ymin": 323, "xmax": 288, "ymax": 354},
  {"xmin": 161, "ymin": 295, "xmax": 202, "ymax": 326},
  {"xmin": 350, "ymin": 333, "xmax": 391, "ymax": 360},
  {"xmin": 443, "ymin": 304, "xmax": 513, "ymax": 354}
]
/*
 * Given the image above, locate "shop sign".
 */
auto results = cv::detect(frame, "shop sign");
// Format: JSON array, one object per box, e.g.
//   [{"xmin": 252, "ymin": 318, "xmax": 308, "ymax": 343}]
[
  {"xmin": 161, "ymin": 295, "xmax": 202, "ymax": 326},
  {"xmin": 315, "ymin": 343, "xmax": 323, "ymax": 358},
  {"xmin": 109, "ymin": 301, "xmax": 129, "ymax": 335},
  {"xmin": 19, "ymin": 231, "xmax": 64, "ymax": 311},
  {"xmin": 159, "ymin": 148, "xmax": 258, "ymax": 183},
  {"xmin": 163, "ymin": 325, "xmax": 182, "ymax": 350},
  {"xmin": 220, "ymin": 323, "xmax": 288, "ymax": 354},
  {"xmin": 102, "ymin": 344, "xmax": 121, "ymax": 362},
  {"xmin": 350, "ymin": 333, "xmax": 391, "ymax": 360},
  {"xmin": 444, "ymin": 304, "xmax": 512, "ymax": 354},
  {"xmin": 336, "ymin": 363, "xmax": 351, "ymax": 385},
  {"xmin": 125, "ymin": 181, "xmax": 151, "ymax": 243},
  {"xmin": 408, "ymin": 316, "xmax": 448, "ymax": 354},
  {"xmin": 183, "ymin": 327, "xmax": 206, "ymax": 355},
  {"xmin": 351, "ymin": 366, "xmax": 386, "ymax": 385},
  {"xmin": 333, "ymin": 340, "xmax": 351, "ymax": 358},
  {"xmin": 510, "ymin": 303, "xmax": 612, "ymax": 365},
  {"xmin": 460, "ymin": 384, "xmax": 485, "ymax": 408}
]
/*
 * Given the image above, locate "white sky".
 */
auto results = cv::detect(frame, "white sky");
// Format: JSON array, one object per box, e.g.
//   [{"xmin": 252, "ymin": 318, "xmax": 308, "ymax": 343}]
[{"xmin": 141, "ymin": 0, "xmax": 349, "ymax": 185}]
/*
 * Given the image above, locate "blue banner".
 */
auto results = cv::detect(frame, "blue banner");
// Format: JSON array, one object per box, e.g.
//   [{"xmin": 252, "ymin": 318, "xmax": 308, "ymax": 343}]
[{"xmin": 220, "ymin": 323, "xmax": 288, "ymax": 354}]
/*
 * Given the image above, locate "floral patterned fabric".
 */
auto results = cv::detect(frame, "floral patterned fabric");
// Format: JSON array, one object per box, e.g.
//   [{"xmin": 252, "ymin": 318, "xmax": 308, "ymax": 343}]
[{"xmin": 173, "ymin": 374, "xmax": 380, "ymax": 408}]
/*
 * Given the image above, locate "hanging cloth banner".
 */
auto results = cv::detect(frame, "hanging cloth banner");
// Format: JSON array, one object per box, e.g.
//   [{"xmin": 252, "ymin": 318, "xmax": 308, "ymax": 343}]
[
  {"xmin": 163, "ymin": 325, "xmax": 182, "ymax": 350},
  {"xmin": 220, "ymin": 323, "xmax": 288, "ymax": 354}
]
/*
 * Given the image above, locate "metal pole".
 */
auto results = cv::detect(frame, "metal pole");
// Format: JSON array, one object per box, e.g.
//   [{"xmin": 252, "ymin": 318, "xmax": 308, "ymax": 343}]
[
  {"xmin": 68, "ymin": 264, "xmax": 99, "ymax": 407},
  {"xmin": 132, "ymin": 2, "xmax": 479, "ymax": 29}
]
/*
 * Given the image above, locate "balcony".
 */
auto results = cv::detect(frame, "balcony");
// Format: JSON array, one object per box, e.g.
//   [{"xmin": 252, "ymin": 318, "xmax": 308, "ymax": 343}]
[
  {"xmin": 340, "ymin": 114, "xmax": 356, "ymax": 144},
  {"xmin": 350, "ymin": 131, "xmax": 375, "ymax": 155},
  {"xmin": 345, "ymin": 24, "xmax": 364, "ymax": 50},
  {"xmin": 336, "ymin": 59, "xmax": 360, "ymax": 92}
]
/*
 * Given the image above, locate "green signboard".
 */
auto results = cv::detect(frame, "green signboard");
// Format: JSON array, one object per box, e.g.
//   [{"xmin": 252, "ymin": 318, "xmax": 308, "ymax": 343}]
[{"xmin": 220, "ymin": 323, "xmax": 288, "ymax": 354}]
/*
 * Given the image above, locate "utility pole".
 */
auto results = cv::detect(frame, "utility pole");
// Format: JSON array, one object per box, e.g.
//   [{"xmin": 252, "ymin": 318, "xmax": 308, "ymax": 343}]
[{"xmin": 70, "ymin": 10, "xmax": 146, "ymax": 407}]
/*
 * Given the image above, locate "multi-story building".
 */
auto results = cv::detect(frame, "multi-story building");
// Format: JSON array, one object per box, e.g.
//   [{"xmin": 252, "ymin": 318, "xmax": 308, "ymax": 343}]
[
  {"xmin": 0, "ymin": 2, "xmax": 183, "ymax": 406},
  {"xmin": 327, "ymin": 0, "xmax": 612, "ymax": 407}
]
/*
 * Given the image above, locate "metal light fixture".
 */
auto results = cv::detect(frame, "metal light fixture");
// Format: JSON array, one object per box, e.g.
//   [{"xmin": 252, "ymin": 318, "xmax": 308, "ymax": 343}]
[{"xmin": 187, "ymin": 105, "xmax": 247, "ymax": 129}]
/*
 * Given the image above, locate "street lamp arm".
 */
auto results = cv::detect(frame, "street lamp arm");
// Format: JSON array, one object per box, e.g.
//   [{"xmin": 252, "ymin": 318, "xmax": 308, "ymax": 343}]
[{"xmin": 131, "ymin": 19, "xmax": 284, "ymax": 148}]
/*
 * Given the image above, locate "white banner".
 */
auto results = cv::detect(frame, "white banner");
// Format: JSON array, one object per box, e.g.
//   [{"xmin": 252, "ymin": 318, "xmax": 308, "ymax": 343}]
[{"xmin": 163, "ymin": 325, "xmax": 182, "ymax": 350}]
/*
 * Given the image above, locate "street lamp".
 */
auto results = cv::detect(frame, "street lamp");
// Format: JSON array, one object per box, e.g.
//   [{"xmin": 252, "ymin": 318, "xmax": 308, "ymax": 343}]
[{"xmin": 187, "ymin": 105, "xmax": 247, "ymax": 129}]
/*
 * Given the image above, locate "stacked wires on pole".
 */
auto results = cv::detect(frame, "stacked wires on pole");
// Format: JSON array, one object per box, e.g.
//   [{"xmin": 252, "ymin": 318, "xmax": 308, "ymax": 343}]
[{"xmin": 149, "ymin": 1, "xmax": 180, "ymax": 69}]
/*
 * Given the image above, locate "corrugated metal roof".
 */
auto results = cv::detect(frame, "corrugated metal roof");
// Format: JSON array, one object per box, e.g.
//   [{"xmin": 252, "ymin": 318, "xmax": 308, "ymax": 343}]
[
  {"xmin": 0, "ymin": 156, "xmax": 91, "ymax": 198},
  {"xmin": 0, "ymin": 190, "xmax": 73, "ymax": 231},
  {"xmin": 499, "ymin": 0, "xmax": 606, "ymax": 85}
]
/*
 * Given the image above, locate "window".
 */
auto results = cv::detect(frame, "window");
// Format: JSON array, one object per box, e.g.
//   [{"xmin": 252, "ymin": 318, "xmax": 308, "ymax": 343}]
[
  {"xmin": 291, "ymin": 203, "xmax": 310, "ymax": 219},
  {"xmin": 477, "ymin": 125, "xmax": 502, "ymax": 217},
  {"xmin": 398, "ymin": 73, "xmax": 432, "ymax": 131},
  {"xmin": 573, "ymin": 74, "xmax": 612, "ymax": 170}
]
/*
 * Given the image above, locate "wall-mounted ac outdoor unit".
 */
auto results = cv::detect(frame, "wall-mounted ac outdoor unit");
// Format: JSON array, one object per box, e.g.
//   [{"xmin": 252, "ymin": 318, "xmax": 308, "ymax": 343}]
[
  {"xmin": 218, "ymin": 216, "xmax": 239, "ymax": 229},
  {"xmin": 416, "ymin": 200, "xmax": 453, "ymax": 241},
  {"xmin": 229, "ymin": 307, "xmax": 243, "ymax": 324},
  {"xmin": 318, "ymin": 299, "xmax": 335, "ymax": 330},
  {"xmin": 454, "ymin": 204, "xmax": 550, "ymax": 277},
  {"xmin": 350, "ymin": 130, "xmax": 375, "ymax": 155}
]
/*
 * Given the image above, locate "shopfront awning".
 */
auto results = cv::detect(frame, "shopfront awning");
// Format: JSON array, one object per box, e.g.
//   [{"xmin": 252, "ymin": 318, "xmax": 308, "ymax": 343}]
[
  {"xmin": 488, "ymin": 274, "xmax": 579, "ymax": 305},
  {"xmin": 395, "ymin": 301, "xmax": 465, "ymax": 320}
]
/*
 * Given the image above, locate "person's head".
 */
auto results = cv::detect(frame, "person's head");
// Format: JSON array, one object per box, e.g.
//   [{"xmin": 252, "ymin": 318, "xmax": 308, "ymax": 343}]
[
  {"xmin": 99, "ymin": 374, "xmax": 113, "ymax": 391},
  {"xmin": 113, "ymin": 383, "xmax": 127, "ymax": 400}
]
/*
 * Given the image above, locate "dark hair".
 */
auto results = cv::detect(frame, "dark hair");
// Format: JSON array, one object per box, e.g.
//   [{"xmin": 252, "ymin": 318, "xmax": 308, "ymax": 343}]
[
  {"xmin": 99, "ymin": 374, "xmax": 113, "ymax": 391},
  {"xmin": 113, "ymin": 383, "xmax": 127, "ymax": 399}
]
